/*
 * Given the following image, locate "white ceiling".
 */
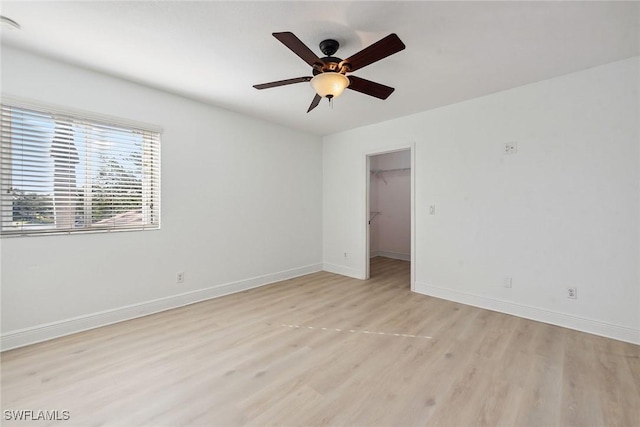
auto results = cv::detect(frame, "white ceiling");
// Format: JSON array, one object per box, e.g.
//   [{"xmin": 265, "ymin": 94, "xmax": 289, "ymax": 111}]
[{"xmin": 1, "ymin": 1, "xmax": 638, "ymax": 136}]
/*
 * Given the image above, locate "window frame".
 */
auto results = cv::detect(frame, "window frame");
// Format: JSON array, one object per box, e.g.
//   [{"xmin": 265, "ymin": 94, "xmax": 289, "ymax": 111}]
[{"xmin": 0, "ymin": 96, "xmax": 162, "ymax": 237}]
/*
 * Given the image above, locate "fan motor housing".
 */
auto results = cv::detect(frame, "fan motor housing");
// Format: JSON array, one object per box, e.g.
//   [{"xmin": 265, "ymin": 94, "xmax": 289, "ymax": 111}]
[{"xmin": 314, "ymin": 56, "xmax": 344, "ymax": 75}]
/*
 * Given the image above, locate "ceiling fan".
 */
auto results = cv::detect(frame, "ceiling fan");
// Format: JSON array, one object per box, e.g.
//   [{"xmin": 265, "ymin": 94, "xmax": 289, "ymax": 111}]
[{"xmin": 253, "ymin": 32, "xmax": 406, "ymax": 112}]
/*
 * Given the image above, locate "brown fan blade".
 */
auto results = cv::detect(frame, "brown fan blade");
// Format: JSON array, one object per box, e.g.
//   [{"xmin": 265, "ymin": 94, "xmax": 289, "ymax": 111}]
[
  {"xmin": 253, "ymin": 76, "xmax": 312, "ymax": 90},
  {"xmin": 341, "ymin": 34, "xmax": 405, "ymax": 72},
  {"xmin": 273, "ymin": 32, "xmax": 324, "ymax": 68},
  {"xmin": 347, "ymin": 75, "xmax": 395, "ymax": 100},
  {"xmin": 307, "ymin": 94, "xmax": 322, "ymax": 113}
]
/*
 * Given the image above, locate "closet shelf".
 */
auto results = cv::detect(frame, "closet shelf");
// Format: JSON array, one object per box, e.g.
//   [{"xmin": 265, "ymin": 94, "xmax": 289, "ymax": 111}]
[
  {"xmin": 370, "ymin": 168, "xmax": 411, "ymax": 173},
  {"xmin": 370, "ymin": 168, "xmax": 410, "ymax": 185}
]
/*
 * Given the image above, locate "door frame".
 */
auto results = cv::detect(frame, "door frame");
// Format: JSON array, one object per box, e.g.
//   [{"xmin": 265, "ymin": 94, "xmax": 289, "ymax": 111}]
[{"xmin": 363, "ymin": 143, "xmax": 415, "ymax": 290}]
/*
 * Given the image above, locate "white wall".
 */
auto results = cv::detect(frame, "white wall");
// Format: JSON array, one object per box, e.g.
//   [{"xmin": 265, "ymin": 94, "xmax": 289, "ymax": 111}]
[
  {"xmin": 0, "ymin": 47, "xmax": 323, "ymax": 349},
  {"xmin": 370, "ymin": 151, "xmax": 411, "ymax": 260},
  {"xmin": 323, "ymin": 57, "xmax": 640, "ymax": 344},
  {"xmin": 369, "ymin": 157, "xmax": 380, "ymax": 256}
]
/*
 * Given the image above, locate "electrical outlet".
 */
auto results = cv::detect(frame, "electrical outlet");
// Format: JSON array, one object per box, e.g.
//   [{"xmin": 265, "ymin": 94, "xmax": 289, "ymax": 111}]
[
  {"xmin": 503, "ymin": 277, "xmax": 512, "ymax": 288},
  {"xmin": 504, "ymin": 142, "xmax": 517, "ymax": 155},
  {"xmin": 344, "ymin": 252, "xmax": 348, "ymax": 259},
  {"xmin": 176, "ymin": 272, "xmax": 185, "ymax": 283},
  {"xmin": 567, "ymin": 287, "xmax": 577, "ymax": 299},
  {"xmin": 429, "ymin": 205, "xmax": 436, "ymax": 215}
]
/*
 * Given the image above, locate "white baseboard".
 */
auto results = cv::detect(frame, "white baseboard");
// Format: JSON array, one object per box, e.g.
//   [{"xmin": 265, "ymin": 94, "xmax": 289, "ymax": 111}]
[
  {"xmin": 376, "ymin": 251, "xmax": 411, "ymax": 262},
  {"xmin": 322, "ymin": 263, "xmax": 365, "ymax": 280},
  {"xmin": 414, "ymin": 281, "xmax": 640, "ymax": 345},
  {"xmin": 369, "ymin": 250, "xmax": 379, "ymax": 259},
  {"xmin": 1, "ymin": 263, "xmax": 323, "ymax": 351}
]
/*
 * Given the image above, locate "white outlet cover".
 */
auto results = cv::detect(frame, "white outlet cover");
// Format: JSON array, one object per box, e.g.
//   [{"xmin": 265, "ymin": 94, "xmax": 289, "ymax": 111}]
[
  {"xmin": 504, "ymin": 142, "xmax": 518, "ymax": 154},
  {"xmin": 503, "ymin": 277, "xmax": 512, "ymax": 288}
]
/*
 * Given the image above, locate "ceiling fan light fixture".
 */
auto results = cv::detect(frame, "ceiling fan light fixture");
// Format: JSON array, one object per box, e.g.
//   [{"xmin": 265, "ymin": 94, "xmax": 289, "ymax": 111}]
[
  {"xmin": 310, "ymin": 72, "xmax": 349, "ymax": 99},
  {"xmin": 254, "ymin": 32, "xmax": 405, "ymax": 112}
]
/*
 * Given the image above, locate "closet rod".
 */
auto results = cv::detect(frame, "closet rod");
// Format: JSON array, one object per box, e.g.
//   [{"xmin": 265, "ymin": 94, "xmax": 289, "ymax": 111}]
[{"xmin": 370, "ymin": 167, "xmax": 411, "ymax": 173}]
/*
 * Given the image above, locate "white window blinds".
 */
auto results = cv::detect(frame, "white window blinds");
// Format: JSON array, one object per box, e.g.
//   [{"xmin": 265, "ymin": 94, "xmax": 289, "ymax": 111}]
[{"xmin": 1, "ymin": 103, "xmax": 160, "ymax": 236}]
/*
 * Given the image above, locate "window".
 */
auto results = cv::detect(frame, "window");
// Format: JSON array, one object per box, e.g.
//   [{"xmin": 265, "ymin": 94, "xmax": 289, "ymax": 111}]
[{"xmin": 1, "ymin": 101, "xmax": 160, "ymax": 236}]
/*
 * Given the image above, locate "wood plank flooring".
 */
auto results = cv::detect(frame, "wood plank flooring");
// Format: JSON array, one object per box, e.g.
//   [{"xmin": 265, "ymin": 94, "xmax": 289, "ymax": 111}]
[{"xmin": 1, "ymin": 257, "xmax": 639, "ymax": 426}]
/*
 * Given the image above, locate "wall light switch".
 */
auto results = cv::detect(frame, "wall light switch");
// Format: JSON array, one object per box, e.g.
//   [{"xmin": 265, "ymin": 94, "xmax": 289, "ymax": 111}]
[{"xmin": 429, "ymin": 205, "xmax": 436, "ymax": 215}]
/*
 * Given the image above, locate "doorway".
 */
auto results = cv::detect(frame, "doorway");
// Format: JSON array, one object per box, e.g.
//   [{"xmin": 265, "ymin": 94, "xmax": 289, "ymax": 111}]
[{"xmin": 365, "ymin": 146, "xmax": 414, "ymax": 288}]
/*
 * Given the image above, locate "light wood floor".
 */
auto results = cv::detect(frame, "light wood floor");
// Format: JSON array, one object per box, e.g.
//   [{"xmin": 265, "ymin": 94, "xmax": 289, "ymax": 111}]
[{"xmin": 2, "ymin": 257, "xmax": 639, "ymax": 426}]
